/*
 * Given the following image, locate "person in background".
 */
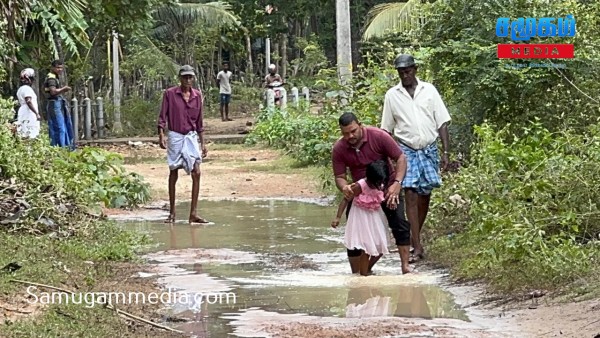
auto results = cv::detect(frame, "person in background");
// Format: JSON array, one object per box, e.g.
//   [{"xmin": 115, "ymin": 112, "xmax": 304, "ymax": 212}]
[
  {"xmin": 44, "ymin": 59, "xmax": 74, "ymax": 149},
  {"xmin": 264, "ymin": 64, "xmax": 283, "ymax": 87},
  {"xmin": 216, "ymin": 62, "xmax": 233, "ymax": 122},
  {"xmin": 15, "ymin": 68, "xmax": 41, "ymax": 139}
]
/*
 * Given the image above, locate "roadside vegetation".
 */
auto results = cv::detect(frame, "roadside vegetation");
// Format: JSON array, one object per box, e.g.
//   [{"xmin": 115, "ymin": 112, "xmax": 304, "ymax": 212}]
[{"xmin": 0, "ymin": 94, "xmax": 166, "ymax": 335}]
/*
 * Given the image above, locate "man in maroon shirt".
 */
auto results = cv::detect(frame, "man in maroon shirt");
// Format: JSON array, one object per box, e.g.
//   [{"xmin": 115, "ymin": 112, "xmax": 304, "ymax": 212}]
[
  {"xmin": 332, "ymin": 112, "xmax": 412, "ymax": 274},
  {"xmin": 157, "ymin": 65, "xmax": 208, "ymax": 224}
]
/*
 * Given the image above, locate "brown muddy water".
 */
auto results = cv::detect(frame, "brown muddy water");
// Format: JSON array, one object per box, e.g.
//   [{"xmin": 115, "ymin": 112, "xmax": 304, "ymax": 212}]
[{"xmin": 120, "ymin": 199, "xmax": 517, "ymax": 337}]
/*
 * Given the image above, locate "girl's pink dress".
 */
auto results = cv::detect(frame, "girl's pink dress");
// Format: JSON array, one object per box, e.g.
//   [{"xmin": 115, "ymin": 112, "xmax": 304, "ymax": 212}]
[{"xmin": 344, "ymin": 179, "xmax": 390, "ymax": 257}]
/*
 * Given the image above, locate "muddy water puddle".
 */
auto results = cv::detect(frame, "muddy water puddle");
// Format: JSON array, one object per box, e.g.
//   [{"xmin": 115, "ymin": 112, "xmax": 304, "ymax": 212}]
[{"xmin": 123, "ymin": 200, "xmax": 513, "ymax": 337}]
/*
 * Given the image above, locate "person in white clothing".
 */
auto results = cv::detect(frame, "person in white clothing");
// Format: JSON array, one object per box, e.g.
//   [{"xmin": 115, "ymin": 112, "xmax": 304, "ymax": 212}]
[
  {"xmin": 216, "ymin": 62, "xmax": 233, "ymax": 122},
  {"xmin": 381, "ymin": 54, "xmax": 451, "ymax": 263},
  {"xmin": 15, "ymin": 68, "xmax": 41, "ymax": 139}
]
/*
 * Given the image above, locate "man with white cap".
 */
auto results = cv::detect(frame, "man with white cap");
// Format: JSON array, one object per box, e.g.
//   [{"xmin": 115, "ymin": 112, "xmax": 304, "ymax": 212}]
[
  {"xmin": 381, "ymin": 54, "xmax": 452, "ymax": 263},
  {"xmin": 157, "ymin": 65, "xmax": 209, "ymax": 224}
]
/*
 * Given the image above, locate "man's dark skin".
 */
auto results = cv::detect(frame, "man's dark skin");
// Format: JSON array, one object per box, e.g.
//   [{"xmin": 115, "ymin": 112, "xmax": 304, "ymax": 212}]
[
  {"xmin": 158, "ymin": 74, "xmax": 208, "ymax": 224},
  {"xmin": 335, "ymin": 120, "xmax": 412, "ymax": 274},
  {"xmin": 396, "ymin": 64, "xmax": 450, "ymax": 259},
  {"xmin": 47, "ymin": 63, "xmax": 71, "ymax": 97}
]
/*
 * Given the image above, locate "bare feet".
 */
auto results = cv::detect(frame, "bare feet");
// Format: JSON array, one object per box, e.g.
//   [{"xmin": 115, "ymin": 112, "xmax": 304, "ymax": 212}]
[
  {"xmin": 165, "ymin": 214, "xmax": 175, "ymax": 223},
  {"xmin": 402, "ymin": 266, "xmax": 417, "ymax": 274},
  {"xmin": 189, "ymin": 215, "xmax": 209, "ymax": 224}
]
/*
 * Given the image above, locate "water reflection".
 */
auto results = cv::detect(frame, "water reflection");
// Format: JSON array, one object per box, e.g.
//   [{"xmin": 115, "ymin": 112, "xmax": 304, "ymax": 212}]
[
  {"xmin": 346, "ymin": 285, "xmax": 433, "ymax": 319},
  {"xmin": 168, "ymin": 224, "xmax": 201, "ymax": 250}
]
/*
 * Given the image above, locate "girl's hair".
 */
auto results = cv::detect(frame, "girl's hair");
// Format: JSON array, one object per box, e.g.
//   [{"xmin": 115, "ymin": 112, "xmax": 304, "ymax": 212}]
[{"xmin": 365, "ymin": 160, "xmax": 389, "ymax": 187}]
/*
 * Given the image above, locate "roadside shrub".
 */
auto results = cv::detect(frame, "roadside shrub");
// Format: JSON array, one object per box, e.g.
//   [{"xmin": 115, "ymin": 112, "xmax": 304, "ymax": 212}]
[
  {"xmin": 246, "ymin": 106, "xmax": 339, "ymax": 166},
  {"xmin": 0, "ymin": 97, "xmax": 150, "ymax": 234},
  {"xmin": 118, "ymin": 93, "xmax": 162, "ymax": 137},
  {"xmin": 427, "ymin": 121, "xmax": 600, "ymax": 293}
]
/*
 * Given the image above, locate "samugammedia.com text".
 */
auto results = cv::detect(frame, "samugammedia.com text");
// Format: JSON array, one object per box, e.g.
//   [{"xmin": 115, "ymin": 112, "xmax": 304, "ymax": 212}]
[{"xmin": 26, "ymin": 286, "xmax": 237, "ymax": 308}]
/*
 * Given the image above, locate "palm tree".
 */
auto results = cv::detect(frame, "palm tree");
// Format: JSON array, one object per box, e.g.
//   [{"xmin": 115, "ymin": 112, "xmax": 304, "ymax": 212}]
[
  {"xmin": 151, "ymin": 1, "xmax": 241, "ymax": 66},
  {"xmin": 1, "ymin": 0, "xmax": 90, "ymax": 91},
  {"xmin": 1, "ymin": 0, "xmax": 90, "ymax": 58},
  {"xmin": 361, "ymin": 0, "xmax": 424, "ymax": 41}
]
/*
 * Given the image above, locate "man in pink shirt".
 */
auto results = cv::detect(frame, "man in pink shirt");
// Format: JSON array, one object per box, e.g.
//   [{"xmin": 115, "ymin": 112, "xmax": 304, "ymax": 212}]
[
  {"xmin": 157, "ymin": 65, "xmax": 208, "ymax": 224},
  {"xmin": 332, "ymin": 112, "xmax": 413, "ymax": 274}
]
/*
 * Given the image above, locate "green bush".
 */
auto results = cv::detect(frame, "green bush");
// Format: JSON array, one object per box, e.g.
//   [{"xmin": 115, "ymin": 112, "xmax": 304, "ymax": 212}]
[
  {"xmin": 118, "ymin": 93, "xmax": 162, "ymax": 137},
  {"xmin": 246, "ymin": 105, "xmax": 339, "ymax": 167},
  {"xmin": 0, "ymin": 97, "xmax": 150, "ymax": 235},
  {"xmin": 427, "ymin": 121, "xmax": 600, "ymax": 292}
]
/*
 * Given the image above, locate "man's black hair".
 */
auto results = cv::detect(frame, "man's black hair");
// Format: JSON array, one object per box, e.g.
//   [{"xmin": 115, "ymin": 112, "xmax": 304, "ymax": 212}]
[
  {"xmin": 51, "ymin": 60, "xmax": 63, "ymax": 67},
  {"xmin": 365, "ymin": 160, "xmax": 389, "ymax": 187},
  {"xmin": 338, "ymin": 112, "xmax": 359, "ymax": 127}
]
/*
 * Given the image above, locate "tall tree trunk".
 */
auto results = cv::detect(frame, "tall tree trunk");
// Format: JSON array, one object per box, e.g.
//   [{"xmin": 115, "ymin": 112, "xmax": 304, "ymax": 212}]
[
  {"xmin": 245, "ymin": 32, "xmax": 253, "ymax": 77},
  {"xmin": 218, "ymin": 31, "xmax": 223, "ymax": 69},
  {"xmin": 272, "ymin": 41, "xmax": 280, "ymax": 70},
  {"xmin": 281, "ymin": 21, "xmax": 287, "ymax": 80},
  {"xmin": 53, "ymin": 32, "xmax": 68, "ymax": 86}
]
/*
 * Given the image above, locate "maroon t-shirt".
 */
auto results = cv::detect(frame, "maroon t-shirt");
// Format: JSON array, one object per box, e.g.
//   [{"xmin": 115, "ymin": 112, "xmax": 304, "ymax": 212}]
[
  {"xmin": 157, "ymin": 86, "xmax": 204, "ymax": 134},
  {"xmin": 332, "ymin": 126, "xmax": 403, "ymax": 186}
]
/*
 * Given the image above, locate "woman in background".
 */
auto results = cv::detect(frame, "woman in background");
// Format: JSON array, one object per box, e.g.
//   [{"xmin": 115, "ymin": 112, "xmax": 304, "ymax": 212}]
[{"xmin": 15, "ymin": 68, "xmax": 41, "ymax": 139}]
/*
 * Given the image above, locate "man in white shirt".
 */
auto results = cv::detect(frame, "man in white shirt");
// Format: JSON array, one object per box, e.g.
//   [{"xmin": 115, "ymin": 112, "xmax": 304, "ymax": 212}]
[
  {"xmin": 381, "ymin": 54, "xmax": 451, "ymax": 263},
  {"xmin": 216, "ymin": 62, "xmax": 233, "ymax": 121}
]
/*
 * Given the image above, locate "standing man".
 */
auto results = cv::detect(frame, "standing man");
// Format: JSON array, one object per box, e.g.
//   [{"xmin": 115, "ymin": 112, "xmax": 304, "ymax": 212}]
[
  {"xmin": 381, "ymin": 54, "xmax": 451, "ymax": 262},
  {"xmin": 44, "ymin": 60, "xmax": 74, "ymax": 148},
  {"xmin": 332, "ymin": 112, "xmax": 413, "ymax": 274},
  {"xmin": 216, "ymin": 62, "xmax": 233, "ymax": 122},
  {"xmin": 157, "ymin": 65, "xmax": 209, "ymax": 224}
]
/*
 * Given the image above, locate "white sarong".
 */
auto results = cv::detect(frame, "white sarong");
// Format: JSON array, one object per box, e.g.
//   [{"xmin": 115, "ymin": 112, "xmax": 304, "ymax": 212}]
[{"xmin": 167, "ymin": 130, "xmax": 202, "ymax": 174}]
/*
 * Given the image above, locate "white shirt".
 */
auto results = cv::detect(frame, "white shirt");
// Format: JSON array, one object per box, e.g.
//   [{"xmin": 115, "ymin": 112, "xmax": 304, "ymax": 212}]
[
  {"xmin": 216, "ymin": 70, "xmax": 232, "ymax": 94},
  {"xmin": 16, "ymin": 85, "xmax": 40, "ymax": 138},
  {"xmin": 17, "ymin": 85, "xmax": 37, "ymax": 111},
  {"xmin": 381, "ymin": 78, "xmax": 451, "ymax": 150}
]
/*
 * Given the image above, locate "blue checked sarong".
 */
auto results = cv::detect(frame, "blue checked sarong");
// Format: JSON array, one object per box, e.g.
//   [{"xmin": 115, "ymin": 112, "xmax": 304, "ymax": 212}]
[{"xmin": 398, "ymin": 142, "xmax": 441, "ymax": 195}]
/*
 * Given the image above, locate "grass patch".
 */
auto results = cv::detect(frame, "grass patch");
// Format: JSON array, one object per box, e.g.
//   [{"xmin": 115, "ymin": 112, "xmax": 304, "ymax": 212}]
[{"xmin": 0, "ymin": 221, "xmax": 181, "ymax": 337}]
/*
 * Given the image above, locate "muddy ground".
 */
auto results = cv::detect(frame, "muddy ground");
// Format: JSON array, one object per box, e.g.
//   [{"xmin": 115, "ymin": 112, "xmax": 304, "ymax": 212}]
[{"xmin": 101, "ymin": 123, "xmax": 600, "ymax": 338}]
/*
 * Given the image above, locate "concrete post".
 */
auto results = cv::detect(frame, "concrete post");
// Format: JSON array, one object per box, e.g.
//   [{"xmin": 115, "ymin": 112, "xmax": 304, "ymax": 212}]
[
  {"xmin": 291, "ymin": 87, "xmax": 299, "ymax": 106},
  {"xmin": 266, "ymin": 89, "xmax": 275, "ymax": 108},
  {"xmin": 112, "ymin": 31, "xmax": 123, "ymax": 133},
  {"xmin": 279, "ymin": 87, "xmax": 287, "ymax": 109},
  {"xmin": 302, "ymin": 87, "xmax": 310, "ymax": 103},
  {"xmin": 84, "ymin": 97, "xmax": 91, "ymax": 140},
  {"xmin": 96, "ymin": 97, "xmax": 104, "ymax": 138},
  {"xmin": 71, "ymin": 98, "xmax": 79, "ymax": 143},
  {"xmin": 265, "ymin": 37, "xmax": 271, "ymax": 75}
]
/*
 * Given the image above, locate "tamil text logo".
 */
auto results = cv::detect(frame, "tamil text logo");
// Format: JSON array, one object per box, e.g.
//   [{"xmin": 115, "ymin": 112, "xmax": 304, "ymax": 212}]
[{"xmin": 495, "ymin": 15, "xmax": 576, "ymax": 59}]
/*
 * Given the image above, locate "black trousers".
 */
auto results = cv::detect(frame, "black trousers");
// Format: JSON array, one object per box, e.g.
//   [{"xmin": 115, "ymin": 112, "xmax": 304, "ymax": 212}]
[{"xmin": 346, "ymin": 193, "xmax": 411, "ymax": 257}]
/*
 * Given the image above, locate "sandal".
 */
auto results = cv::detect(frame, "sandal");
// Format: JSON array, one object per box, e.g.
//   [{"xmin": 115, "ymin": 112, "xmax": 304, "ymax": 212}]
[
  {"xmin": 164, "ymin": 215, "xmax": 176, "ymax": 223},
  {"xmin": 189, "ymin": 216, "xmax": 209, "ymax": 224},
  {"xmin": 409, "ymin": 253, "xmax": 425, "ymax": 264}
]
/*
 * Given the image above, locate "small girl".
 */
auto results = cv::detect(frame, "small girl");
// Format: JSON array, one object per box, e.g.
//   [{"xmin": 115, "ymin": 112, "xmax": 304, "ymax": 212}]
[{"xmin": 331, "ymin": 160, "xmax": 390, "ymax": 276}]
